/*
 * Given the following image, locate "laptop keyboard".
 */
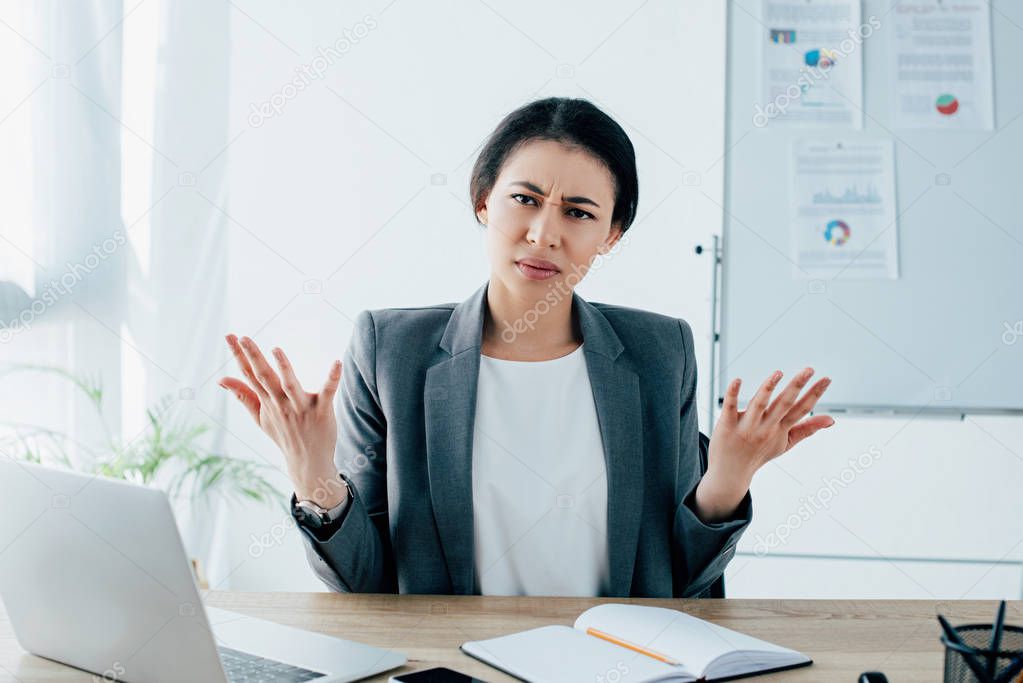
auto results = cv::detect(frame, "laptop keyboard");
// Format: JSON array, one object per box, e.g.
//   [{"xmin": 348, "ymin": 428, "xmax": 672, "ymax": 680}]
[{"xmin": 218, "ymin": 645, "xmax": 327, "ymax": 682}]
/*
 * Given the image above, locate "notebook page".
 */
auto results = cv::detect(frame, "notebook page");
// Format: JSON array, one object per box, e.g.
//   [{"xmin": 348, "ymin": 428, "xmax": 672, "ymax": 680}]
[
  {"xmin": 574, "ymin": 604, "xmax": 804, "ymax": 677},
  {"xmin": 461, "ymin": 624, "xmax": 694, "ymax": 683}
]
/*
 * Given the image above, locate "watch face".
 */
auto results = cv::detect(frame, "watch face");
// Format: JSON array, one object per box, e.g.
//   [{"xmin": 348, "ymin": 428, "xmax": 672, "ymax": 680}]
[{"xmin": 294, "ymin": 502, "xmax": 325, "ymax": 528}]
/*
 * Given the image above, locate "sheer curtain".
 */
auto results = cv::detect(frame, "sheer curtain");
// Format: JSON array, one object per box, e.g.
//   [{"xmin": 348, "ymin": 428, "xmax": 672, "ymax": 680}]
[
  {"xmin": 0, "ymin": 0, "xmax": 238, "ymax": 585},
  {"xmin": 139, "ymin": 0, "xmax": 238, "ymax": 584},
  {"xmin": 1, "ymin": 0, "xmax": 130, "ymax": 470}
]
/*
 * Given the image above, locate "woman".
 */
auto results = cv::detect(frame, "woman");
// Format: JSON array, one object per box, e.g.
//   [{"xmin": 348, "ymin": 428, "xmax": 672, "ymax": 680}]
[{"xmin": 219, "ymin": 97, "xmax": 835, "ymax": 598}]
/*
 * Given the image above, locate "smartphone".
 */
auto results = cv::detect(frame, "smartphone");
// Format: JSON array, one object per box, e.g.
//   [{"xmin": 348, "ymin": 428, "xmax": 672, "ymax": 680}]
[{"xmin": 389, "ymin": 667, "xmax": 490, "ymax": 683}]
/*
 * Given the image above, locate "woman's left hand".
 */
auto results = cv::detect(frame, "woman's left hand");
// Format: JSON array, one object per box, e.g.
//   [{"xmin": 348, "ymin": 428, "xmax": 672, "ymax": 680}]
[{"xmin": 694, "ymin": 367, "xmax": 835, "ymax": 522}]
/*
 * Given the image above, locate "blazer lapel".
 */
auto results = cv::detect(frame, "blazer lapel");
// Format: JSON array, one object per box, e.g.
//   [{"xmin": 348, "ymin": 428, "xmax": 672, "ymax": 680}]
[
  {"xmin": 575, "ymin": 294, "xmax": 644, "ymax": 597},
  {"xmin": 424, "ymin": 280, "xmax": 644, "ymax": 597},
  {"xmin": 425, "ymin": 282, "xmax": 488, "ymax": 595}
]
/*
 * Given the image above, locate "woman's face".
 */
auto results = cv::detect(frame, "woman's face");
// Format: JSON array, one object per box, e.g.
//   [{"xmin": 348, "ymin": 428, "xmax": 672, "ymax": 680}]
[{"xmin": 477, "ymin": 139, "xmax": 622, "ymax": 297}]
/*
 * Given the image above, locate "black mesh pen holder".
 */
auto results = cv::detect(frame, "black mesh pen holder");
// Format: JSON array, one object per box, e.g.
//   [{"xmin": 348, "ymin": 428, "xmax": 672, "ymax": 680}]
[{"xmin": 942, "ymin": 623, "xmax": 1023, "ymax": 683}]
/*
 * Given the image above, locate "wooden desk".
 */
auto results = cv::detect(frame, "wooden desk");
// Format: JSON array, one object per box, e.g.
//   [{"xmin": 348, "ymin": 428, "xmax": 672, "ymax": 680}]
[{"xmin": 1, "ymin": 592, "xmax": 1020, "ymax": 681}]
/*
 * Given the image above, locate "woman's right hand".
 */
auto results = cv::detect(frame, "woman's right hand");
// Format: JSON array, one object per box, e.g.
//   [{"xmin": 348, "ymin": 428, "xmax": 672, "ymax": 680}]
[{"xmin": 218, "ymin": 334, "xmax": 348, "ymax": 507}]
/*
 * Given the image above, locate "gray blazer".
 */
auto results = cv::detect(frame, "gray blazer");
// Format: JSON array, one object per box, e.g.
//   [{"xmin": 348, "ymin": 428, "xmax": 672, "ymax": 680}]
[{"xmin": 294, "ymin": 280, "xmax": 753, "ymax": 597}]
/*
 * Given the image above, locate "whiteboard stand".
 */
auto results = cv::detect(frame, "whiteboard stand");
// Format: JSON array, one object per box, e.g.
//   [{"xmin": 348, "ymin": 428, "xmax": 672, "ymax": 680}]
[{"xmin": 695, "ymin": 235, "xmax": 723, "ymax": 436}]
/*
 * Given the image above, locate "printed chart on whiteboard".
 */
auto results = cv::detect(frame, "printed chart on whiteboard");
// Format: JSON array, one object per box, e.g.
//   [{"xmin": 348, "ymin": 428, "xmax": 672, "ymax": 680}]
[
  {"xmin": 789, "ymin": 139, "xmax": 899, "ymax": 280},
  {"xmin": 759, "ymin": 0, "xmax": 866, "ymax": 128},
  {"xmin": 889, "ymin": 0, "xmax": 994, "ymax": 130}
]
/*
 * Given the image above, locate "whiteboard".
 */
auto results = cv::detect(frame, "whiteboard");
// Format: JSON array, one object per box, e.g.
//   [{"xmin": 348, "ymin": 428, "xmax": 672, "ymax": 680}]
[{"xmin": 720, "ymin": 0, "xmax": 1023, "ymax": 415}]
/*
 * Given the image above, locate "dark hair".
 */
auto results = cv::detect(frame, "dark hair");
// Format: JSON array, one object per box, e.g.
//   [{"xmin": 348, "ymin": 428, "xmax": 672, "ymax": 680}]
[{"xmin": 469, "ymin": 97, "xmax": 639, "ymax": 234}]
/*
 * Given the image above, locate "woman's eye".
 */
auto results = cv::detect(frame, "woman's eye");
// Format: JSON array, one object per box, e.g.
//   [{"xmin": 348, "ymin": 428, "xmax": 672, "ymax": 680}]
[
  {"xmin": 511, "ymin": 193, "xmax": 537, "ymax": 205},
  {"xmin": 511, "ymin": 194, "xmax": 593, "ymax": 220}
]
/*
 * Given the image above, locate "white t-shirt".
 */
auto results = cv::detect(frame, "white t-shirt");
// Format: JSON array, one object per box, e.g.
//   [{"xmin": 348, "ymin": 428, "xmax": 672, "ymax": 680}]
[{"xmin": 471, "ymin": 342, "xmax": 610, "ymax": 596}]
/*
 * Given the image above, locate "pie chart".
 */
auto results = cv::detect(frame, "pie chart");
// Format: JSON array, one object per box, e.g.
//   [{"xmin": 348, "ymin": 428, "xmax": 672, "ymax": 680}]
[
  {"xmin": 804, "ymin": 48, "xmax": 836, "ymax": 69},
  {"xmin": 935, "ymin": 94, "xmax": 959, "ymax": 116},
  {"xmin": 824, "ymin": 219, "xmax": 850, "ymax": 246}
]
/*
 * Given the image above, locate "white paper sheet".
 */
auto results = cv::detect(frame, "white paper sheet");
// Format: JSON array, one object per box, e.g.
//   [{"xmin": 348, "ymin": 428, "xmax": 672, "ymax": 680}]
[
  {"xmin": 889, "ymin": 0, "xmax": 994, "ymax": 129},
  {"xmin": 757, "ymin": 0, "xmax": 866, "ymax": 128},
  {"xmin": 790, "ymin": 139, "xmax": 899, "ymax": 279}
]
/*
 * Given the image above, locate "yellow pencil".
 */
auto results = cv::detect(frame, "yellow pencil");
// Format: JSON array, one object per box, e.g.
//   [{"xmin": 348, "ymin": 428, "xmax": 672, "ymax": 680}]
[{"xmin": 585, "ymin": 627, "xmax": 682, "ymax": 667}]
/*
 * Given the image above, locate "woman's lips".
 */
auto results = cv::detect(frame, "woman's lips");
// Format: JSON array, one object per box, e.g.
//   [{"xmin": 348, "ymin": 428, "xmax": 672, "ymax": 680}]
[{"xmin": 515, "ymin": 261, "xmax": 560, "ymax": 280}]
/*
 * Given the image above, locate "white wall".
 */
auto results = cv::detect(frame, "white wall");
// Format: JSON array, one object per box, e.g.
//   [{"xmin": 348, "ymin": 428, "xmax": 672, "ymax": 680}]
[{"xmin": 216, "ymin": 0, "xmax": 1023, "ymax": 598}]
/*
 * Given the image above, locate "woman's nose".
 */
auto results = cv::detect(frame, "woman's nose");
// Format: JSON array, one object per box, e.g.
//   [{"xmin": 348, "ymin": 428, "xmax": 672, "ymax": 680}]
[{"xmin": 526, "ymin": 206, "xmax": 561, "ymax": 247}]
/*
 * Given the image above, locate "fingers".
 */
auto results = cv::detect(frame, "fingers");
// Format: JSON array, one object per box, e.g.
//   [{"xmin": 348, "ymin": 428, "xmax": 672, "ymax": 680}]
[
  {"xmin": 226, "ymin": 334, "xmax": 269, "ymax": 401},
  {"xmin": 218, "ymin": 377, "xmax": 261, "ymax": 422},
  {"xmin": 780, "ymin": 376, "xmax": 832, "ymax": 428},
  {"xmin": 744, "ymin": 370, "xmax": 784, "ymax": 418},
  {"xmin": 719, "ymin": 377, "xmax": 741, "ymax": 425},
  {"xmin": 786, "ymin": 414, "xmax": 836, "ymax": 450},
  {"xmin": 320, "ymin": 359, "xmax": 343, "ymax": 408},
  {"xmin": 226, "ymin": 333, "xmax": 342, "ymax": 418},
  {"xmin": 764, "ymin": 367, "xmax": 814, "ymax": 422},
  {"xmin": 236, "ymin": 335, "xmax": 287, "ymax": 403},
  {"xmin": 271, "ymin": 346, "xmax": 308, "ymax": 410}
]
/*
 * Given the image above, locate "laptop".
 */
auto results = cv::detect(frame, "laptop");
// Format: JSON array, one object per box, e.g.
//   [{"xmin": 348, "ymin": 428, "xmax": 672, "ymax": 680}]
[{"xmin": 0, "ymin": 459, "xmax": 406, "ymax": 682}]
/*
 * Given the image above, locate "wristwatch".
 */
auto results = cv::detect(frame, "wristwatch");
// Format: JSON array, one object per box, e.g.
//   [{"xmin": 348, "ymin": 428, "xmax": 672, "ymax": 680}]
[{"xmin": 292, "ymin": 477, "xmax": 350, "ymax": 530}]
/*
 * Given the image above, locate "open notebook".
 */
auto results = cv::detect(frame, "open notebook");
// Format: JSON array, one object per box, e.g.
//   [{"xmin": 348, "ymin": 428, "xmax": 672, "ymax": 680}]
[{"xmin": 460, "ymin": 603, "xmax": 811, "ymax": 683}]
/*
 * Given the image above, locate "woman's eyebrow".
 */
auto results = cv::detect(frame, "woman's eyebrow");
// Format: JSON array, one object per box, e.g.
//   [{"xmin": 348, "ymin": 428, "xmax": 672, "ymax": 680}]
[{"xmin": 509, "ymin": 180, "xmax": 601, "ymax": 208}]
